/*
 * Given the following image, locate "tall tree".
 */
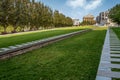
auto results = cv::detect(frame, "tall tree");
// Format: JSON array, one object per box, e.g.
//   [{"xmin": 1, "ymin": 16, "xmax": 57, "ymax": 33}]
[
  {"xmin": 0, "ymin": 0, "xmax": 11, "ymax": 33},
  {"xmin": 109, "ymin": 4, "xmax": 120, "ymax": 25},
  {"xmin": 0, "ymin": 0, "xmax": 73, "ymax": 34}
]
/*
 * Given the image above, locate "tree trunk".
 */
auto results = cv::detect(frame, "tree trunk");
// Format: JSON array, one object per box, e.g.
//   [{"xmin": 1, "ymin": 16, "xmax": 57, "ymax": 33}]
[
  {"xmin": 13, "ymin": 25, "xmax": 17, "ymax": 33},
  {"xmin": 3, "ymin": 25, "xmax": 7, "ymax": 34}
]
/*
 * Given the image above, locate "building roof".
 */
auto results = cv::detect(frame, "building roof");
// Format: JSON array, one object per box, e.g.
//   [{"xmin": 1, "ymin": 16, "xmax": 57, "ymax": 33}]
[
  {"xmin": 83, "ymin": 14, "xmax": 94, "ymax": 18},
  {"xmin": 73, "ymin": 19, "xmax": 79, "ymax": 21}
]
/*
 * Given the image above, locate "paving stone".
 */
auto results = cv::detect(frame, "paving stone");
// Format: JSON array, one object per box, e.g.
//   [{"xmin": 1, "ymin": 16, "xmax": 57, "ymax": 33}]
[
  {"xmin": 110, "ymin": 43, "xmax": 120, "ymax": 44},
  {"xmin": 110, "ymin": 58, "xmax": 120, "ymax": 62},
  {"xmin": 100, "ymin": 63, "xmax": 120, "ymax": 68},
  {"xmin": 96, "ymin": 76, "xmax": 111, "ymax": 80},
  {"xmin": 110, "ymin": 54, "xmax": 120, "ymax": 57},
  {"xmin": 110, "ymin": 48, "xmax": 120, "ymax": 51},
  {"xmin": 110, "ymin": 44, "xmax": 120, "ymax": 46},
  {"xmin": 97, "ymin": 70, "xmax": 120, "ymax": 78},
  {"xmin": 110, "ymin": 46, "xmax": 120, "ymax": 48},
  {"xmin": 15, "ymin": 45, "xmax": 23, "ymax": 47},
  {"xmin": 1, "ymin": 48, "xmax": 10, "ymax": 51},
  {"xmin": 26, "ymin": 42, "xmax": 33, "ymax": 45},
  {"xmin": 9, "ymin": 46, "xmax": 17, "ymax": 49},
  {"xmin": 110, "ymin": 51, "xmax": 120, "ymax": 54}
]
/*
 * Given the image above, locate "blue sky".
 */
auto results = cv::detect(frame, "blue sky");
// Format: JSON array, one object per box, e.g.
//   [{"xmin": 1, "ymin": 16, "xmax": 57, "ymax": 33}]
[{"xmin": 36, "ymin": 0, "xmax": 120, "ymax": 21}]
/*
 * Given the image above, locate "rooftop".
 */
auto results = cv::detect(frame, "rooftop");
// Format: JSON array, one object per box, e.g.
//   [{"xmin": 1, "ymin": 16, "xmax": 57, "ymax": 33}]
[{"xmin": 83, "ymin": 14, "xmax": 94, "ymax": 18}]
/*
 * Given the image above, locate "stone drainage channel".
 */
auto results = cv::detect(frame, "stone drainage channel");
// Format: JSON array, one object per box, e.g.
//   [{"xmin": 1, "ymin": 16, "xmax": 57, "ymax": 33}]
[
  {"xmin": 96, "ymin": 28, "xmax": 120, "ymax": 80},
  {"xmin": 0, "ymin": 29, "xmax": 91, "ymax": 60}
]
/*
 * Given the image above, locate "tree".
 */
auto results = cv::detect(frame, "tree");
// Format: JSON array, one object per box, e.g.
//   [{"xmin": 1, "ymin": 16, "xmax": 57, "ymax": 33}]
[
  {"xmin": 0, "ymin": 0, "xmax": 73, "ymax": 34},
  {"xmin": 109, "ymin": 4, "xmax": 120, "ymax": 25},
  {"xmin": 65, "ymin": 17, "xmax": 73, "ymax": 26},
  {"xmin": 0, "ymin": 0, "xmax": 11, "ymax": 33},
  {"xmin": 53, "ymin": 10, "xmax": 73, "ymax": 27}
]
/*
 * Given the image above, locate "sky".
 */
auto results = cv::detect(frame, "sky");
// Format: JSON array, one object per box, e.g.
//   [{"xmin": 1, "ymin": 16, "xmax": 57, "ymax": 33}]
[{"xmin": 36, "ymin": 0, "xmax": 120, "ymax": 21}]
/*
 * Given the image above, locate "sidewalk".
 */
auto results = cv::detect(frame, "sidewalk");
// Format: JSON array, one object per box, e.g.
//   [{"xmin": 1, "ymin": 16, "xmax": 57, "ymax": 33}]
[{"xmin": 96, "ymin": 28, "xmax": 120, "ymax": 80}]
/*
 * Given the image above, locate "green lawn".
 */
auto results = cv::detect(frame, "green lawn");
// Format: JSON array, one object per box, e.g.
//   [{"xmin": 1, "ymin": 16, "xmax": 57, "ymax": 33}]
[
  {"xmin": 0, "ymin": 27, "xmax": 86, "ymax": 48},
  {"xmin": 0, "ymin": 28, "xmax": 106, "ymax": 80}
]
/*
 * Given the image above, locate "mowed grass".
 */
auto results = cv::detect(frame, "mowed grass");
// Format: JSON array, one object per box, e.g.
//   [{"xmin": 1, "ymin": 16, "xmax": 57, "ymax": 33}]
[
  {"xmin": 0, "ymin": 28, "xmax": 106, "ymax": 80},
  {"xmin": 0, "ymin": 27, "xmax": 85, "ymax": 48}
]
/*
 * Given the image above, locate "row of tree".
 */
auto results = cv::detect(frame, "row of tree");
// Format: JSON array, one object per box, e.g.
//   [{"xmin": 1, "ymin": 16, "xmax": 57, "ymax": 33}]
[
  {"xmin": 109, "ymin": 4, "xmax": 120, "ymax": 25},
  {"xmin": 0, "ymin": 0, "xmax": 73, "ymax": 34}
]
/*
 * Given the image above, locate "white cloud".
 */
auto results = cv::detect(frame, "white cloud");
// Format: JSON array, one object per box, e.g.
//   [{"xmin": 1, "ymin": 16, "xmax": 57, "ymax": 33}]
[
  {"xmin": 85, "ymin": 0, "xmax": 102, "ymax": 10},
  {"xmin": 66, "ymin": 0, "xmax": 86, "ymax": 8},
  {"xmin": 66, "ymin": 0, "xmax": 103, "ymax": 10}
]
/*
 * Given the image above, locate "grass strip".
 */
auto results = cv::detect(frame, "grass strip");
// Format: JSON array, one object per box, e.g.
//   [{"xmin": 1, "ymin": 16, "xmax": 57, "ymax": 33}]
[
  {"xmin": 111, "ymin": 56, "xmax": 120, "ymax": 58},
  {"xmin": 112, "ymin": 68, "xmax": 120, "ymax": 72},
  {"xmin": 0, "ymin": 27, "xmax": 84, "ymax": 48},
  {"xmin": 0, "ymin": 28, "xmax": 106, "ymax": 80},
  {"xmin": 113, "ymin": 78, "xmax": 120, "ymax": 80},
  {"xmin": 111, "ymin": 62, "xmax": 120, "ymax": 64}
]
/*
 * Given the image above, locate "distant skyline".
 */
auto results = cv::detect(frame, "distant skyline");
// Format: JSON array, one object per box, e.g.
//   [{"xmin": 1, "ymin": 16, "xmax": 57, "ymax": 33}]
[{"xmin": 36, "ymin": 0, "xmax": 120, "ymax": 21}]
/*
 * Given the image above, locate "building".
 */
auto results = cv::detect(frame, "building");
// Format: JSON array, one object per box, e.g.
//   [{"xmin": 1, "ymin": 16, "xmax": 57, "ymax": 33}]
[
  {"xmin": 83, "ymin": 14, "xmax": 95, "ymax": 25},
  {"xmin": 96, "ymin": 16, "xmax": 100, "ymax": 24},
  {"xmin": 73, "ymin": 19, "xmax": 80, "ymax": 26},
  {"xmin": 100, "ymin": 11, "xmax": 109, "ymax": 25},
  {"xmin": 96, "ymin": 11, "xmax": 116, "ymax": 26}
]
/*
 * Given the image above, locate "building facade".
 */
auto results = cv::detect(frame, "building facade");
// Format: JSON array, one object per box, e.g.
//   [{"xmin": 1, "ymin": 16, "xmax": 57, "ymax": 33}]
[
  {"xmin": 73, "ymin": 19, "xmax": 80, "ymax": 26},
  {"xmin": 83, "ymin": 14, "xmax": 95, "ymax": 25},
  {"xmin": 96, "ymin": 11, "xmax": 116, "ymax": 26}
]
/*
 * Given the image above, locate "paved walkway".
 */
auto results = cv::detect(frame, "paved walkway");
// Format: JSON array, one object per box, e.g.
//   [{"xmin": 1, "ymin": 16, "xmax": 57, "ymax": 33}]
[{"xmin": 96, "ymin": 28, "xmax": 120, "ymax": 80}]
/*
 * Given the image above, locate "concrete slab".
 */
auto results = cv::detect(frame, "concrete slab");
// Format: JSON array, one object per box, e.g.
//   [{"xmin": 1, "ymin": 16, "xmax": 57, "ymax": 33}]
[
  {"xmin": 97, "ymin": 70, "xmax": 120, "ymax": 78},
  {"xmin": 9, "ymin": 46, "xmax": 17, "ymax": 49},
  {"xmin": 96, "ymin": 76, "xmax": 111, "ymax": 80},
  {"xmin": 110, "ymin": 54, "xmax": 120, "ymax": 57},
  {"xmin": 1, "ymin": 48, "xmax": 10, "ymax": 51},
  {"xmin": 100, "ymin": 63, "xmax": 120, "ymax": 68},
  {"xmin": 110, "ymin": 51, "xmax": 120, "ymax": 54},
  {"xmin": 110, "ymin": 58, "xmax": 120, "ymax": 62}
]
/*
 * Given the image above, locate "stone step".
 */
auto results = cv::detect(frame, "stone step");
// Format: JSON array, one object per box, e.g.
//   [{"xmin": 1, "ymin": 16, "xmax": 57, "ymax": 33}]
[
  {"xmin": 110, "ymin": 51, "xmax": 120, "ymax": 54},
  {"xmin": 111, "ymin": 54, "xmax": 120, "ymax": 57},
  {"xmin": 110, "ymin": 44, "xmax": 120, "ymax": 46},
  {"xmin": 110, "ymin": 58, "xmax": 120, "ymax": 62},
  {"xmin": 97, "ymin": 70, "xmax": 120, "ymax": 78},
  {"xmin": 110, "ymin": 48, "xmax": 120, "ymax": 51},
  {"xmin": 100, "ymin": 63, "xmax": 120, "ymax": 68},
  {"xmin": 110, "ymin": 46, "xmax": 120, "ymax": 48}
]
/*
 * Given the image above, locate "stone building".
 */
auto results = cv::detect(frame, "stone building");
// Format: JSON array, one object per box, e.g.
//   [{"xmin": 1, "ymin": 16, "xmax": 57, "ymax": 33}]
[
  {"xmin": 83, "ymin": 14, "xmax": 95, "ymax": 25},
  {"xmin": 96, "ymin": 11, "xmax": 116, "ymax": 26}
]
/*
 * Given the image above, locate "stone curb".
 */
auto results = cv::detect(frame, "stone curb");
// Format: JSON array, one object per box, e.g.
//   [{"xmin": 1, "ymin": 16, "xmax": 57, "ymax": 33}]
[{"xmin": 96, "ymin": 28, "xmax": 120, "ymax": 80}]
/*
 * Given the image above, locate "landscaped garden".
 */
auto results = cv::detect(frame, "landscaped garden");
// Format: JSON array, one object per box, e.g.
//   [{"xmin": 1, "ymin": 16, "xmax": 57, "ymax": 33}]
[{"xmin": 0, "ymin": 27, "xmax": 106, "ymax": 80}]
